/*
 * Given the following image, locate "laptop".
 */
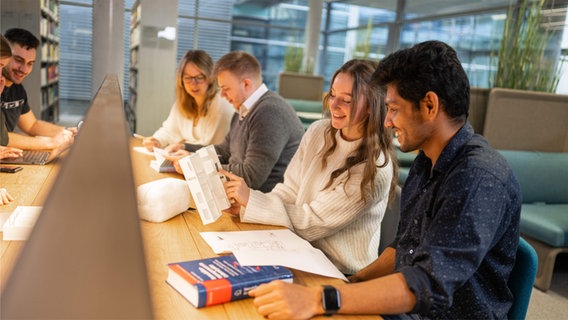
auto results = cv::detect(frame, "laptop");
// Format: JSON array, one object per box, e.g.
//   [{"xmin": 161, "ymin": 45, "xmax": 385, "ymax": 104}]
[
  {"xmin": 0, "ymin": 150, "xmax": 52, "ymax": 165},
  {"xmin": 0, "ymin": 121, "xmax": 82, "ymax": 165}
]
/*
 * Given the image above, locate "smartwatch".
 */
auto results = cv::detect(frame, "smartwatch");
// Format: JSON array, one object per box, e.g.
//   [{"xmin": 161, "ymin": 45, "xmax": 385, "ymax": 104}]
[{"xmin": 321, "ymin": 285, "xmax": 341, "ymax": 315}]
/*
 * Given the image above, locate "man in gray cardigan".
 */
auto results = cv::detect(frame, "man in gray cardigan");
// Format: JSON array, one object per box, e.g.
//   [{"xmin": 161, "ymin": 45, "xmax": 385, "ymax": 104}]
[{"xmin": 167, "ymin": 51, "xmax": 304, "ymax": 192}]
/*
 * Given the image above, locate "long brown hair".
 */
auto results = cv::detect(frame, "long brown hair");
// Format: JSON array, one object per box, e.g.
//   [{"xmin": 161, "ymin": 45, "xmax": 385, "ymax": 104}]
[
  {"xmin": 321, "ymin": 59, "xmax": 397, "ymax": 202},
  {"xmin": 1, "ymin": 35, "xmax": 12, "ymax": 58},
  {"xmin": 176, "ymin": 50, "xmax": 219, "ymax": 119}
]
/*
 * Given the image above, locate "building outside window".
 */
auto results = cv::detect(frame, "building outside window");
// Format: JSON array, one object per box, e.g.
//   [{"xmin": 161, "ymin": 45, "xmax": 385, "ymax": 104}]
[{"xmin": 55, "ymin": 0, "xmax": 568, "ymax": 124}]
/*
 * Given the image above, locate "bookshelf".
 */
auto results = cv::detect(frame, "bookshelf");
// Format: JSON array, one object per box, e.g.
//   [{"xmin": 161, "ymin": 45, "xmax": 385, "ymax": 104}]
[
  {"xmin": 128, "ymin": 0, "xmax": 177, "ymax": 135},
  {"xmin": 128, "ymin": 1, "xmax": 141, "ymax": 133},
  {"xmin": 0, "ymin": 0, "xmax": 60, "ymax": 123}
]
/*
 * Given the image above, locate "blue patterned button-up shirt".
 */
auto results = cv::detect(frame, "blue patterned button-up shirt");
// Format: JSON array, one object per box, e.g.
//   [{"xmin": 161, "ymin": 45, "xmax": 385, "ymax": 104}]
[{"xmin": 392, "ymin": 123, "xmax": 521, "ymax": 319}]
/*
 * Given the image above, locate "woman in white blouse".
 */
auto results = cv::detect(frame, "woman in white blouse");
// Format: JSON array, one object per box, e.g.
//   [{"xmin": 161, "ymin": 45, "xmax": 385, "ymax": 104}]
[
  {"xmin": 222, "ymin": 59, "xmax": 398, "ymax": 275},
  {"xmin": 142, "ymin": 50, "xmax": 234, "ymax": 151}
]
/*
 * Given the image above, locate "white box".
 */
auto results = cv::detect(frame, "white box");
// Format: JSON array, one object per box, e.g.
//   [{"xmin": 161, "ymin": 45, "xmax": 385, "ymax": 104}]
[{"xmin": 2, "ymin": 206, "xmax": 43, "ymax": 241}]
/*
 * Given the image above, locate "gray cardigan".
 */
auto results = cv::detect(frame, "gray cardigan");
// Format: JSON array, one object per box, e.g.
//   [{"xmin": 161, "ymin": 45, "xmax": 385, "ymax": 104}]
[{"xmin": 185, "ymin": 91, "xmax": 304, "ymax": 192}]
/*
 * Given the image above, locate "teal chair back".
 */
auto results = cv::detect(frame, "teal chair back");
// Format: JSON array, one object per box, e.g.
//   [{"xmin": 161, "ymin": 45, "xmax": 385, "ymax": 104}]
[
  {"xmin": 379, "ymin": 186, "xmax": 401, "ymax": 255},
  {"xmin": 508, "ymin": 237, "xmax": 538, "ymax": 320}
]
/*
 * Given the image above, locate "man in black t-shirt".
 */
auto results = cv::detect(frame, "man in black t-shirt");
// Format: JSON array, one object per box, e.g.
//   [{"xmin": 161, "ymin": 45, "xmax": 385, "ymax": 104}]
[
  {"xmin": 1, "ymin": 33, "xmax": 22, "ymax": 206},
  {"xmin": 1, "ymin": 28, "xmax": 78, "ymax": 155}
]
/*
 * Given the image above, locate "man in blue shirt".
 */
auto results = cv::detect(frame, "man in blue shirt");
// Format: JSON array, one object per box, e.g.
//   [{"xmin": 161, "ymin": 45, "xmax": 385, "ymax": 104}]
[{"xmin": 247, "ymin": 41, "xmax": 521, "ymax": 319}]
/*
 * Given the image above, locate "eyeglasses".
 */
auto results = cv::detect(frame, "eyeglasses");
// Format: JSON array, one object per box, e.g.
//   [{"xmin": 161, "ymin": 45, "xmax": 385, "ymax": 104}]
[{"xmin": 183, "ymin": 74, "xmax": 207, "ymax": 84}]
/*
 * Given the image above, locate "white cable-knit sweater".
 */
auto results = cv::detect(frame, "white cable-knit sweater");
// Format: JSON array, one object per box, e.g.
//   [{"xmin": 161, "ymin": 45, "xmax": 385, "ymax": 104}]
[
  {"xmin": 241, "ymin": 119, "xmax": 393, "ymax": 274},
  {"xmin": 152, "ymin": 93, "xmax": 234, "ymax": 147}
]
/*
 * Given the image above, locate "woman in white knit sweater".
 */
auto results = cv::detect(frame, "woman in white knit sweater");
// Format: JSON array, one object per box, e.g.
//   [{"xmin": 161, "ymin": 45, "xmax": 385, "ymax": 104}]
[
  {"xmin": 142, "ymin": 50, "xmax": 234, "ymax": 151},
  {"xmin": 223, "ymin": 59, "xmax": 397, "ymax": 275}
]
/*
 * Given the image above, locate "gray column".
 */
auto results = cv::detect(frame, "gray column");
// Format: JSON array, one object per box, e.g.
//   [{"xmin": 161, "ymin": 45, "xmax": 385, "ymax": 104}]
[
  {"xmin": 92, "ymin": 0, "xmax": 125, "ymax": 95},
  {"xmin": 386, "ymin": 0, "xmax": 405, "ymax": 54},
  {"xmin": 303, "ymin": 0, "xmax": 323, "ymax": 74}
]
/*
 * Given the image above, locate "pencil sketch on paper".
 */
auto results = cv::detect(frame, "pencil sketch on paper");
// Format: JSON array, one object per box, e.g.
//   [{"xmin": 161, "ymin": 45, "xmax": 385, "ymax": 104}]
[
  {"xmin": 199, "ymin": 229, "xmax": 347, "ymax": 280},
  {"xmin": 231, "ymin": 240, "xmax": 288, "ymax": 252}
]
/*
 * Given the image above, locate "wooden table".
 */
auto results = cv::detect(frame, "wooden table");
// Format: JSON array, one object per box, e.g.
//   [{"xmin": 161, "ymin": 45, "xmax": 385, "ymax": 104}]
[{"xmin": 0, "ymin": 143, "xmax": 377, "ymax": 319}]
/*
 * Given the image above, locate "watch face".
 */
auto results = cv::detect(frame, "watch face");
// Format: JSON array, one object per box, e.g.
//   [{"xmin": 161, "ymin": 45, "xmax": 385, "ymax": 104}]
[{"xmin": 322, "ymin": 285, "xmax": 341, "ymax": 313}]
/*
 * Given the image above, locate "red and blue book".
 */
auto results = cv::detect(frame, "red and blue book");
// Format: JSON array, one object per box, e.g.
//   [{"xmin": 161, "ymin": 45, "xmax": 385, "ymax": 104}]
[{"xmin": 166, "ymin": 254, "xmax": 293, "ymax": 308}]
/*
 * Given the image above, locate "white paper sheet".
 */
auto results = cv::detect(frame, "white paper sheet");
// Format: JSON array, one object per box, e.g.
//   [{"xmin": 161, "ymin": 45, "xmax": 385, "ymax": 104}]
[
  {"xmin": 2, "ymin": 206, "xmax": 43, "ymax": 240},
  {"xmin": 132, "ymin": 146, "xmax": 154, "ymax": 156},
  {"xmin": 200, "ymin": 229, "xmax": 347, "ymax": 281}
]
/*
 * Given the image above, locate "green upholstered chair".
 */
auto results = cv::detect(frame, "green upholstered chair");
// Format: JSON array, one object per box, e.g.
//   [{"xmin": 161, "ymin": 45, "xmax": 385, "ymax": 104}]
[
  {"xmin": 286, "ymin": 99, "xmax": 323, "ymax": 130},
  {"xmin": 499, "ymin": 150, "xmax": 568, "ymax": 291},
  {"xmin": 395, "ymin": 148, "xmax": 416, "ymax": 186},
  {"xmin": 508, "ymin": 237, "xmax": 538, "ymax": 320}
]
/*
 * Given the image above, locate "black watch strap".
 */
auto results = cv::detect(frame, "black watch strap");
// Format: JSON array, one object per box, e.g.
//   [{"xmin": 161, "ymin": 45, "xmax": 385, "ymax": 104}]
[{"xmin": 321, "ymin": 285, "xmax": 341, "ymax": 315}]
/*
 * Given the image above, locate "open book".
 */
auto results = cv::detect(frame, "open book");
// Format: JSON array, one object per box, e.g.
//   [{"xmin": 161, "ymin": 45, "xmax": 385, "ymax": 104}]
[{"xmin": 178, "ymin": 145, "xmax": 231, "ymax": 224}]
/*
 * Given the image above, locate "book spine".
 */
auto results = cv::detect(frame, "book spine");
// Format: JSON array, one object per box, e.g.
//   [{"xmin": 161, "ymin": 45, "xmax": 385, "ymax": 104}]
[
  {"xmin": 195, "ymin": 270, "xmax": 292, "ymax": 307},
  {"xmin": 159, "ymin": 166, "xmax": 177, "ymax": 173}
]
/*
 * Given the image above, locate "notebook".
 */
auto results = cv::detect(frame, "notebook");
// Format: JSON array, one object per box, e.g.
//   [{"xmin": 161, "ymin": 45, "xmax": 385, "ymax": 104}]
[
  {"xmin": 150, "ymin": 147, "xmax": 177, "ymax": 173},
  {"xmin": 0, "ymin": 150, "xmax": 52, "ymax": 165}
]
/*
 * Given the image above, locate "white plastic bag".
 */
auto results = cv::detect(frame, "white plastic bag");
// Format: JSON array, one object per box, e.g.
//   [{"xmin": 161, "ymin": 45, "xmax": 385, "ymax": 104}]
[{"xmin": 137, "ymin": 178, "xmax": 191, "ymax": 222}]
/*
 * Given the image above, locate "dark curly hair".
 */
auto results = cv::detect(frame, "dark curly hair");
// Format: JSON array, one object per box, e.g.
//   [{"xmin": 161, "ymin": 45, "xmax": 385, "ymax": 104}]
[
  {"xmin": 4, "ymin": 28, "xmax": 39, "ymax": 50},
  {"xmin": 372, "ymin": 40, "xmax": 470, "ymax": 123}
]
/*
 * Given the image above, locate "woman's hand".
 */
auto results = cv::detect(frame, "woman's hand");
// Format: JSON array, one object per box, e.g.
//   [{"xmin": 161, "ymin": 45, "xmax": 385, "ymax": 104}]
[
  {"xmin": 221, "ymin": 170, "xmax": 251, "ymax": 207},
  {"xmin": 0, "ymin": 188, "xmax": 14, "ymax": 205},
  {"xmin": 164, "ymin": 143, "xmax": 185, "ymax": 154},
  {"xmin": 142, "ymin": 137, "xmax": 161, "ymax": 152},
  {"xmin": 223, "ymin": 202, "xmax": 242, "ymax": 216},
  {"xmin": 163, "ymin": 150, "xmax": 191, "ymax": 175}
]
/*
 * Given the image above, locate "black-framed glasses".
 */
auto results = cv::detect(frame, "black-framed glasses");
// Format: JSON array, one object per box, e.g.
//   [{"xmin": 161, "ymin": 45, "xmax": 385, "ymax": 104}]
[{"xmin": 183, "ymin": 74, "xmax": 207, "ymax": 84}]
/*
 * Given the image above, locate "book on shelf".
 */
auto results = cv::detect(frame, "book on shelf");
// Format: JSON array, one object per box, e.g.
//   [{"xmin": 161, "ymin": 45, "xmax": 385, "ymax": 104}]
[{"xmin": 166, "ymin": 254, "xmax": 293, "ymax": 308}]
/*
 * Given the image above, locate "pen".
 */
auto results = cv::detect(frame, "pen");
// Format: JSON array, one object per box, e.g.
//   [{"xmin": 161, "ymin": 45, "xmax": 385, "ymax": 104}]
[
  {"xmin": 133, "ymin": 133, "xmax": 145, "ymax": 140},
  {"xmin": 65, "ymin": 120, "xmax": 84, "ymax": 132}
]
